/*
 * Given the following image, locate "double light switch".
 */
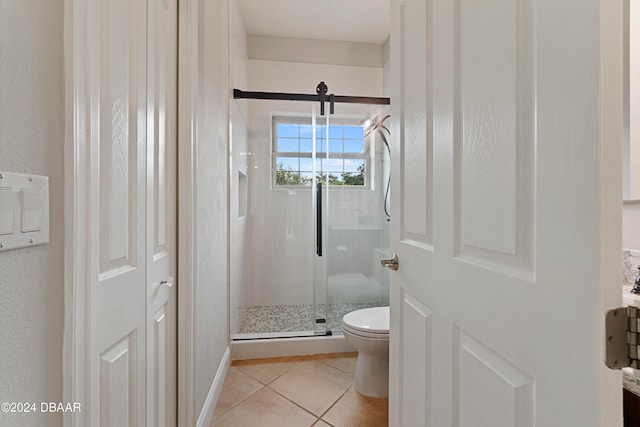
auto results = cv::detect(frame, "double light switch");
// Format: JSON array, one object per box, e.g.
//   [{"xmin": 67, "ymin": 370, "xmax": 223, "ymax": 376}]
[{"xmin": 0, "ymin": 172, "xmax": 49, "ymax": 252}]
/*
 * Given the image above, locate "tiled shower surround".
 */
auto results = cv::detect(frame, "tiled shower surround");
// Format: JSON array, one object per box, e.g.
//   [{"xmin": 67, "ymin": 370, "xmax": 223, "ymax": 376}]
[{"xmin": 238, "ymin": 302, "xmax": 387, "ymax": 335}]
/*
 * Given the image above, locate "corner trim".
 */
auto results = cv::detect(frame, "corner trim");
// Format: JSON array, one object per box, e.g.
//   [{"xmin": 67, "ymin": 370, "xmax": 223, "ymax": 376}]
[{"xmin": 63, "ymin": 0, "xmax": 91, "ymax": 425}]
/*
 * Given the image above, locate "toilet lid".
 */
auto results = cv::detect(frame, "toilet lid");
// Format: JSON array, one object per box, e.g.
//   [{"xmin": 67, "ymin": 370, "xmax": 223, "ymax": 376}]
[{"xmin": 342, "ymin": 306, "xmax": 389, "ymax": 334}]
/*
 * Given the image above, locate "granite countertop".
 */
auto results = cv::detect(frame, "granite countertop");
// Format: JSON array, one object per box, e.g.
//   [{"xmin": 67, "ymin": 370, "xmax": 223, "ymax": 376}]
[
  {"xmin": 624, "ymin": 368, "xmax": 640, "ymax": 396},
  {"xmin": 623, "ymin": 285, "xmax": 640, "ymax": 306}
]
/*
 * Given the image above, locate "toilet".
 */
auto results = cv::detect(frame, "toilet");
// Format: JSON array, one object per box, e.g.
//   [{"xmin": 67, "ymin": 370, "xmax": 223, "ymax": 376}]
[{"xmin": 341, "ymin": 306, "xmax": 390, "ymax": 398}]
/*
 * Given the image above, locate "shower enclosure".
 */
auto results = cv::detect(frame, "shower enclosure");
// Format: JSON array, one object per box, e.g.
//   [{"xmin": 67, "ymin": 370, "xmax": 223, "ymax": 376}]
[{"xmin": 230, "ymin": 86, "xmax": 390, "ymax": 340}]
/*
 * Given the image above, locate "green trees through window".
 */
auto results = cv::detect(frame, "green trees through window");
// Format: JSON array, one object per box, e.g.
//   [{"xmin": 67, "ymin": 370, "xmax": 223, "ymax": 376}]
[{"xmin": 276, "ymin": 162, "xmax": 365, "ymax": 186}]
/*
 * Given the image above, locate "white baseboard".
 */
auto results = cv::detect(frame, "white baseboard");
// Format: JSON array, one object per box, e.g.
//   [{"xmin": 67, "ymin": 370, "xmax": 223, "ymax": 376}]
[{"xmin": 196, "ymin": 346, "xmax": 231, "ymax": 427}]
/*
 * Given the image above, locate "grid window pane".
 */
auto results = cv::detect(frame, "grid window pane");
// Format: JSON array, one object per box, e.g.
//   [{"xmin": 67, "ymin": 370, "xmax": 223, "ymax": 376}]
[
  {"xmin": 342, "ymin": 172, "xmax": 364, "ymax": 186},
  {"xmin": 299, "ymin": 158, "xmax": 313, "ymax": 172},
  {"xmin": 299, "ymin": 172, "xmax": 313, "ymax": 185},
  {"xmin": 344, "ymin": 139, "xmax": 364, "ymax": 153},
  {"xmin": 328, "ymin": 125, "xmax": 342, "ymax": 138},
  {"xmin": 300, "ymin": 124, "xmax": 313, "ymax": 138},
  {"xmin": 276, "ymin": 157, "xmax": 298, "ymax": 170},
  {"xmin": 276, "ymin": 170, "xmax": 302, "ymax": 185},
  {"xmin": 278, "ymin": 138, "xmax": 298, "ymax": 152},
  {"xmin": 343, "ymin": 125, "xmax": 364, "ymax": 139},
  {"xmin": 300, "ymin": 138, "xmax": 313, "ymax": 153},
  {"xmin": 345, "ymin": 159, "xmax": 365, "ymax": 173},
  {"xmin": 327, "ymin": 158, "xmax": 344, "ymax": 172},
  {"xmin": 328, "ymin": 139, "xmax": 342, "ymax": 153},
  {"xmin": 277, "ymin": 123, "xmax": 298, "ymax": 138}
]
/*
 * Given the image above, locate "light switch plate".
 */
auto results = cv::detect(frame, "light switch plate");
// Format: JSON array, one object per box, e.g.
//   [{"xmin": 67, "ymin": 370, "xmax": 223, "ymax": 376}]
[{"xmin": 0, "ymin": 172, "xmax": 49, "ymax": 251}]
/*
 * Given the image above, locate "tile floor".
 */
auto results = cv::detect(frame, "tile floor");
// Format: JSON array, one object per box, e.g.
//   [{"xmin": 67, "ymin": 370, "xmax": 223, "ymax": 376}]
[{"xmin": 210, "ymin": 353, "xmax": 388, "ymax": 427}]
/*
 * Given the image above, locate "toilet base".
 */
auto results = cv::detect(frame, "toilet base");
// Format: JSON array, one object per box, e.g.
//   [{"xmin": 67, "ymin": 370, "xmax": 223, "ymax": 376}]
[{"xmin": 354, "ymin": 350, "xmax": 389, "ymax": 398}]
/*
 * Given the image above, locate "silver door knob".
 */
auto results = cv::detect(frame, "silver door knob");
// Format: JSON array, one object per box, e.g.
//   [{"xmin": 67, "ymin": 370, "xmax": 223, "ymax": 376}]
[
  {"xmin": 160, "ymin": 276, "xmax": 174, "ymax": 288},
  {"xmin": 380, "ymin": 254, "xmax": 399, "ymax": 271}
]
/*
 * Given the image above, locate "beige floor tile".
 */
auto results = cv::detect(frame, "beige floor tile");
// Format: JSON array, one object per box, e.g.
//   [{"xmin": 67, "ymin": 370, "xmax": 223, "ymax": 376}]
[
  {"xmin": 269, "ymin": 359, "xmax": 353, "ymax": 417},
  {"xmin": 233, "ymin": 356, "xmax": 308, "ymax": 384},
  {"xmin": 210, "ymin": 387, "xmax": 318, "ymax": 427},
  {"xmin": 212, "ymin": 367, "xmax": 263, "ymax": 420},
  {"xmin": 322, "ymin": 386, "xmax": 388, "ymax": 427},
  {"xmin": 312, "ymin": 353, "xmax": 358, "ymax": 375},
  {"xmin": 314, "ymin": 420, "xmax": 333, "ymax": 427}
]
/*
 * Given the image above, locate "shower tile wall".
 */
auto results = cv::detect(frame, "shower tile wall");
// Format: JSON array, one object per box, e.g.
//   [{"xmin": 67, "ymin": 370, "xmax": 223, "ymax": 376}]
[{"xmin": 244, "ymin": 60, "xmax": 386, "ymax": 309}]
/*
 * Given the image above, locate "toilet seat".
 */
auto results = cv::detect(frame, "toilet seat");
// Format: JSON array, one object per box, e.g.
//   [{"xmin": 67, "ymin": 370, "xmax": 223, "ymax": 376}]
[
  {"xmin": 342, "ymin": 324, "xmax": 389, "ymax": 339},
  {"xmin": 342, "ymin": 306, "xmax": 389, "ymax": 338}
]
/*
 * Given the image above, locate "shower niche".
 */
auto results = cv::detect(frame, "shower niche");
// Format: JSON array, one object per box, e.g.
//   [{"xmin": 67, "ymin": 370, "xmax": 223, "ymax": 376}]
[{"xmin": 230, "ymin": 86, "xmax": 390, "ymax": 340}]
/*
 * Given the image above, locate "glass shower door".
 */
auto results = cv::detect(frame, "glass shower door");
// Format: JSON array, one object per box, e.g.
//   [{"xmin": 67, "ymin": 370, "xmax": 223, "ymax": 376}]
[
  {"xmin": 312, "ymin": 105, "xmax": 329, "ymax": 335},
  {"xmin": 319, "ymin": 105, "xmax": 392, "ymax": 334}
]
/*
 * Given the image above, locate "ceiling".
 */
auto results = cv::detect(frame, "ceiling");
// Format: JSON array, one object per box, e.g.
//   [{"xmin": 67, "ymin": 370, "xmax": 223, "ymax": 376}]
[{"xmin": 239, "ymin": 0, "xmax": 390, "ymax": 45}]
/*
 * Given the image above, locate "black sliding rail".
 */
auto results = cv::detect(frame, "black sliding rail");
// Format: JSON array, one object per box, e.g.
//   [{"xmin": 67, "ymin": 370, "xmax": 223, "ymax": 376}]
[
  {"xmin": 316, "ymin": 182, "xmax": 322, "ymax": 257},
  {"xmin": 233, "ymin": 82, "xmax": 390, "ymax": 115}
]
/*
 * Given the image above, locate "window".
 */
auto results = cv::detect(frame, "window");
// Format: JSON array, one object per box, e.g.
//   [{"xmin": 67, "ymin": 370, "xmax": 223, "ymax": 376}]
[{"xmin": 273, "ymin": 116, "xmax": 368, "ymax": 188}]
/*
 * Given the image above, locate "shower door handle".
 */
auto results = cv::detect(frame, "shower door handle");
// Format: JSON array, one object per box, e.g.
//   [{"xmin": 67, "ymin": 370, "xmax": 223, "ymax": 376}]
[{"xmin": 316, "ymin": 182, "xmax": 322, "ymax": 256}]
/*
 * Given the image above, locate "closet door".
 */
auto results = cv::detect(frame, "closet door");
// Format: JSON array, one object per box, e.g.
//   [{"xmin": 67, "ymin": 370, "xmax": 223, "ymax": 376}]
[
  {"xmin": 88, "ymin": 0, "xmax": 148, "ymax": 425},
  {"xmin": 146, "ymin": 0, "xmax": 178, "ymax": 425},
  {"xmin": 72, "ymin": 0, "xmax": 178, "ymax": 424}
]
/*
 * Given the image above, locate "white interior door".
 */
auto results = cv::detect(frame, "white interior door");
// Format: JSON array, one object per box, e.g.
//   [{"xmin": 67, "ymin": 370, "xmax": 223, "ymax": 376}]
[
  {"xmin": 88, "ymin": 0, "xmax": 148, "ymax": 425},
  {"xmin": 146, "ymin": 0, "xmax": 177, "ymax": 425},
  {"xmin": 78, "ymin": 0, "xmax": 177, "ymax": 425},
  {"xmin": 389, "ymin": 0, "xmax": 622, "ymax": 426}
]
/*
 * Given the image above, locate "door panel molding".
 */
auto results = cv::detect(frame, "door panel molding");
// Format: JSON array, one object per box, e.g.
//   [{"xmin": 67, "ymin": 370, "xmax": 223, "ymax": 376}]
[
  {"xmin": 400, "ymin": 291, "xmax": 432, "ymax": 427},
  {"xmin": 454, "ymin": 330, "xmax": 534, "ymax": 427},
  {"xmin": 453, "ymin": 0, "xmax": 534, "ymax": 279},
  {"xmin": 99, "ymin": 332, "xmax": 138, "ymax": 427},
  {"xmin": 399, "ymin": 0, "xmax": 434, "ymax": 247}
]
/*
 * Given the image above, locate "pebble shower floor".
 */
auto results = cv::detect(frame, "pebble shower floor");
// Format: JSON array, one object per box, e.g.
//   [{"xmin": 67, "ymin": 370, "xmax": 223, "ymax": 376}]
[{"xmin": 238, "ymin": 302, "xmax": 387, "ymax": 334}]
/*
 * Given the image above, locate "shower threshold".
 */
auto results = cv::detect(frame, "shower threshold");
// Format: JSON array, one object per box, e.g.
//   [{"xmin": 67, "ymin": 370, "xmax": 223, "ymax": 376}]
[{"xmin": 232, "ymin": 330, "xmax": 325, "ymax": 341}]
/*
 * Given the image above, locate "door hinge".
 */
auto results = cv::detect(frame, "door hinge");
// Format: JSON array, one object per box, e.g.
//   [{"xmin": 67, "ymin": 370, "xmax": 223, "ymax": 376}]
[{"xmin": 605, "ymin": 306, "xmax": 640, "ymax": 370}]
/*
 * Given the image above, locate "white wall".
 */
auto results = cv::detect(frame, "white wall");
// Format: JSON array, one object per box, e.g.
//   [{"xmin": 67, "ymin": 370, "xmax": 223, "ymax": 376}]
[
  {"xmin": 248, "ymin": 35, "xmax": 385, "ymax": 68},
  {"xmin": 629, "ymin": 0, "xmax": 640, "ymax": 199},
  {"xmin": 0, "ymin": 1, "xmax": 64, "ymax": 426},
  {"xmin": 624, "ymin": 4, "xmax": 640, "ymax": 252},
  {"xmin": 383, "ymin": 36, "xmax": 391, "ymax": 97},
  {"xmin": 244, "ymin": 58, "xmax": 387, "ymax": 307},
  {"xmin": 193, "ymin": 0, "xmax": 230, "ymax": 419},
  {"xmin": 229, "ymin": 0, "xmax": 250, "ymax": 336},
  {"xmin": 624, "ymin": 202, "xmax": 640, "ymax": 250}
]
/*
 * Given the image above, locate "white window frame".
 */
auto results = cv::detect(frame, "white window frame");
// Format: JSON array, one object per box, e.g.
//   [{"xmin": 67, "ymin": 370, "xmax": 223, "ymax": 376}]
[{"xmin": 271, "ymin": 115, "xmax": 371, "ymax": 189}]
